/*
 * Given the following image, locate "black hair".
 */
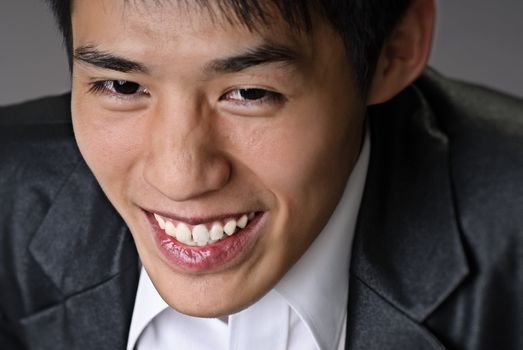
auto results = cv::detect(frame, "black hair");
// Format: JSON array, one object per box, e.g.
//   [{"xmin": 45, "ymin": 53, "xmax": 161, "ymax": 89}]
[{"xmin": 44, "ymin": 0, "xmax": 413, "ymax": 94}]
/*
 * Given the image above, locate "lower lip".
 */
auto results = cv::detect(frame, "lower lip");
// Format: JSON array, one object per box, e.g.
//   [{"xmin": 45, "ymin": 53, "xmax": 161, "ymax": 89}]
[{"xmin": 146, "ymin": 212, "xmax": 265, "ymax": 273}]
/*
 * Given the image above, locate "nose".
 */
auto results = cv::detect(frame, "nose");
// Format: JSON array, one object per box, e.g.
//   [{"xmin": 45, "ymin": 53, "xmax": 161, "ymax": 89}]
[{"xmin": 143, "ymin": 99, "xmax": 231, "ymax": 201}]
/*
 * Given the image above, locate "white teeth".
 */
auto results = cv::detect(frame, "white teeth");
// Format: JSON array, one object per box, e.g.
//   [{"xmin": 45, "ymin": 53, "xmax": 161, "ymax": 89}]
[
  {"xmin": 223, "ymin": 219, "xmax": 237, "ymax": 236},
  {"xmin": 164, "ymin": 220, "xmax": 176, "ymax": 237},
  {"xmin": 237, "ymin": 214, "xmax": 248, "ymax": 229},
  {"xmin": 154, "ymin": 213, "xmax": 166, "ymax": 229},
  {"xmin": 176, "ymin": 223, "xmax": 192, "ymax": 244},
  {"xmin": 192, "ymin": 224, "xmax": 210, "ymax": 246},
  {"xmin": 210, "ymin": 223, "xmax": 224, "ymax": 240},
  {"xmin": 155, "ymin": 211, "xmax": 259, "ymax": 246}
]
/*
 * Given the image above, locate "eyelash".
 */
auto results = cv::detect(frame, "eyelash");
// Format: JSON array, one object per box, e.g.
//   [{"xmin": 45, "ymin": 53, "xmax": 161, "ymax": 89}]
[
  {"xmin": 87, "ymin": 80, "xmax": 285, "ymax": 106},
  {"xmin": 88, "ymin": 80, "xmax": 150, "ymax": 99},
  {"xmin": 220, "ymin": 88, "xmax": 285, "ymax": 106}
]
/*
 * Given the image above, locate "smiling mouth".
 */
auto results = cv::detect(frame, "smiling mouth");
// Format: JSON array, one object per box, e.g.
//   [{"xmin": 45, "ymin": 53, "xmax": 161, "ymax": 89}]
[
  {"xmin": 145, "ymin": 209, "xmax": 265, "ymax": 272},
  {"xmin": 152, "ymin": 211, "xmax": 257, "ymax": 247}
]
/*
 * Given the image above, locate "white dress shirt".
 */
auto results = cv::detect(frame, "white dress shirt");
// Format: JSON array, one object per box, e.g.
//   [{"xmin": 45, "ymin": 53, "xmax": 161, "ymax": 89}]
[{"xmin": 127, "ymin": 130, "xmax": 370, "ymax": 350}]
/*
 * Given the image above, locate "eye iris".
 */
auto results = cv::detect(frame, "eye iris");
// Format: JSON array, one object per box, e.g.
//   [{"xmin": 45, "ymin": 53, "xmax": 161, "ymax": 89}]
[
  {"xmin": 113, "ymin": 80, "xmax": 140, "ymax": 95},
  {"xmin": 239, "ymin": 89, "xmax": 267, "ymax": 100}
]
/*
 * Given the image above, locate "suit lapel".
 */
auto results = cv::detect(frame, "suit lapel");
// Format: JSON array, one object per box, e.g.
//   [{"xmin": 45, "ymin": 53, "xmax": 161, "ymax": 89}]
[
  {"xmin": 20, "ymin": 160, "xmax": 139, "ymax": 349},
  {"xmin": 345, "ymin": 276, "xmax": 447, "ymax": 349},
  {"xmin": 346, "ymin": 83, "xmax": 469, "ymax": 349}
]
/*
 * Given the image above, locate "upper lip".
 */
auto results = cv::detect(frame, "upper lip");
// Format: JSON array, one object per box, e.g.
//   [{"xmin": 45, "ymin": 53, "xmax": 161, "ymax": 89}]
[{"xmin": 142, "ymin": 208, "xmax": 260, "ymax": 225}]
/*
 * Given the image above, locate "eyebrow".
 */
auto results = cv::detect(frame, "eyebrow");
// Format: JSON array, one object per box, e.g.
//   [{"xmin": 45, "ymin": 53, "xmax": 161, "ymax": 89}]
[
  {"xmin": 73, "ymin": 45, "xmax": 148, "ymax": 73},
  {"xmin": 204, "ymin": 42, "xmax": 301, "ymax": 74},
  {"xmin": 73, "ymin": 42, "xmax": 301, "ymax": 75}
]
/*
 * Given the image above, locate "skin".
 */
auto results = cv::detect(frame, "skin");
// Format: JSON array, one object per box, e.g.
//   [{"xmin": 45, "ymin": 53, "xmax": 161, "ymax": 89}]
[{"xmin": 70, "ymin": 0, "xmax": 434, "ymax": 317}]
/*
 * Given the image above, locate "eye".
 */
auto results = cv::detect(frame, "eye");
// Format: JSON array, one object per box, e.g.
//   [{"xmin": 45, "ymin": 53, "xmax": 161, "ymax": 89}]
[
  {"xmin": 221, "ymin": 88, "xmax": 283, "ymax": 104},
  {"xmin": 88, "ymin": 80, "xmax": 149, "ymax": 97}
]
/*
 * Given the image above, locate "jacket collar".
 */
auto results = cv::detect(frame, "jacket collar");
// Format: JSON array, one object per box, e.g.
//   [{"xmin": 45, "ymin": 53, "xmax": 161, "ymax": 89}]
[
  {"xmin": 21, "ymin": 159, "xmax": 139, "ymax": 348},
  {"xmin": 347, "ymin": 82, "xmax": 469, "ymax": 348}
]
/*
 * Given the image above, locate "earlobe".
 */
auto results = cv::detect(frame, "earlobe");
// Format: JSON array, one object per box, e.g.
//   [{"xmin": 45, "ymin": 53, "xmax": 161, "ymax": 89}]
[{"xmin": 367, "ymin": 0, "xmax": 435, "ymax": 105}]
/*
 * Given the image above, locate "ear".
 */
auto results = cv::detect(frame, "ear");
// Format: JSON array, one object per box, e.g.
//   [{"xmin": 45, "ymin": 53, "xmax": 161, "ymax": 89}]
[{"xmin": 367, "ymin": 0, "xmax": 435, "ymax": 105}]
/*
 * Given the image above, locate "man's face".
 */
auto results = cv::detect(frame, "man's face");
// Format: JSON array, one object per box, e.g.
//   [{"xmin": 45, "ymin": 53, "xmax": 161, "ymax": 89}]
[{"xmin": 71, "ymin": 0, "xmax": 366, "ymax": 317}]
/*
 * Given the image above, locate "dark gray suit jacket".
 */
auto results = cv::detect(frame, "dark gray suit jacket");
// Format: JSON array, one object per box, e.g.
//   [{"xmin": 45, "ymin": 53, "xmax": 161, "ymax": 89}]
[{"xmin": 1, "ymin": 70, "xmax": 522, "ymax": 349}]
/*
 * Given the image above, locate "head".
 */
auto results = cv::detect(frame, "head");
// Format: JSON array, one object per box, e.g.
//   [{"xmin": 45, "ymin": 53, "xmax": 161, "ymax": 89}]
[{"xmin": 46, "ymin": 0, "xmax": 434, "ymax": 316}]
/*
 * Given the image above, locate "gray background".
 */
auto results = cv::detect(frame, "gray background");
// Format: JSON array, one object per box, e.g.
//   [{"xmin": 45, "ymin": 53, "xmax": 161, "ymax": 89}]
[{"xmin": 0, "ymin": 0, "xmax": 522, "ymax": 105}]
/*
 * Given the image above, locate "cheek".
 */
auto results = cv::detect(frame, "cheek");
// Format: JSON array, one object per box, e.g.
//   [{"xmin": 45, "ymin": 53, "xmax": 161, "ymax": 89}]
[
  {"xmin": 227, "ymin": 100, "xmax": 364, "ymax": 253},
  {"xmin": 71, "ymin": 93, "xmax": 146, "ymax": 195},
  {"xmin": 235, "ymin": 110, "xmax": 359, "ymax": 202}
]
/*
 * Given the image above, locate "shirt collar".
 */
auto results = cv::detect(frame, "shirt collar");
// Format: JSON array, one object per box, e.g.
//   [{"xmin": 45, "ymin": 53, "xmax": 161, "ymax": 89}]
[
  {"xmin": 127, "ymin": 264, "xmax": 169, "ymax": 350},
  {"xmin": 127, "ymin": 128, "xmax": 370, "ymax": 350},
  {"xmin": 274, "ymin": 128, "xmax": 370, "ymax": 350}
]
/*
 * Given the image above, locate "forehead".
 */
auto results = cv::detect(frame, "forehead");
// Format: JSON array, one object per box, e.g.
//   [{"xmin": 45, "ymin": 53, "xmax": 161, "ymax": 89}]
[
  {"xmin": 70, "ymin": 0, "xmax": 342, "ymax": 72},
  {"xmin": 71, "ymin": 0, "xmax": 315, "ymax": 36}
]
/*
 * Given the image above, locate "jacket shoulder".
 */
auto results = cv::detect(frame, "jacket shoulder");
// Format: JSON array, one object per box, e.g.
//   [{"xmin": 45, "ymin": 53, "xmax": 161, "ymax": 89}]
[
  {"xmin": 0, "ymin": 94, "xmax": 81, "ymax": 319},
  {"xmin": 416, "ymin": 69, "xmax": 523, "ymax": 137},
  {"xmin": 0, "ymin": 92, "xmax": 81, "ymax": 236},
  {"xmin": 0, "ymin": 93, "xmax": 80, "ymax": 173},
  {"xmin": 416, "ymin": 70, "xmax": 523, "ymax": 233},
  {"xmin": 0, "ymin": 93, "xmax": 72, "ymax": 126},
  {"xmin": 0, "ymin": 93, "xmax": 81, "ymax": 206},
  {"xmin": 416, "ymin": 71, "xmax": 523, "ymax": 349}
]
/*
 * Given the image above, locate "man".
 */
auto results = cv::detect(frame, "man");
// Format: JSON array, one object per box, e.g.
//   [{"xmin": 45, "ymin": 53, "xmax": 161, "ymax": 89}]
[{"xmin": 0, "ymin": 0, "xmax": 522, "ymax": 349}]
